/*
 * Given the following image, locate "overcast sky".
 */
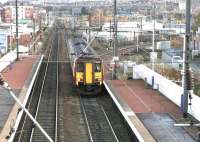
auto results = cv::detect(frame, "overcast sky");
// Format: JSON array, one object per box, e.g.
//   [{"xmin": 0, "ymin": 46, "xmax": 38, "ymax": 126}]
[
  {"xmin": 1, "ymin": 0, "xmax": 9, "ymax": 3},
  {"xmin": 0, "ymin": 0, "xmax": 143, "ymax": 4},
  {"xmin": 1, "ymin": 0, "xmax": 113, "ymax": 4}
]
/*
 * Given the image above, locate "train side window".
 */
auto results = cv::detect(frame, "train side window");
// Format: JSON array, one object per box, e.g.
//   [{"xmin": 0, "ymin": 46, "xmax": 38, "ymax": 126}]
[
  {"xmin": 77, "ymin": 63, "xmax": 84, "ymax": 72},
  {"xmin": 94, "ymin": 63, "xmax": 101, "ymax": 72}
]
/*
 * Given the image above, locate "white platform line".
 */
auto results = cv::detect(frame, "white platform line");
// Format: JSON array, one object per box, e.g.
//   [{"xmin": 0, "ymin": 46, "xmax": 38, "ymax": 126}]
[
  {"xmin": 8, "ymin": 55, "xmax": 44, "ymax": 142},
  {"xmin": 103, "ymin": 81, "xmax": 145, "ymax": 142}
]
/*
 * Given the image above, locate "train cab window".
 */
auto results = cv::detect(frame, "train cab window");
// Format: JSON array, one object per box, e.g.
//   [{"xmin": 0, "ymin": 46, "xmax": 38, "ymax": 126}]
[
  {"xmin": 77, "ymin": 63, "xmax": 84, "ymax": 72},
  {"xmin": 94, "ymin": 63, "xmax": 101, "ymax": 72}
]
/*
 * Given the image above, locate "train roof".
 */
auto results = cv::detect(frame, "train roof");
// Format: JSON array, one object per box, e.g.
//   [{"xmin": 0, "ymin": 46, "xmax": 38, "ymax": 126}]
[
  {"xmin": 76, "ymin": 55, "xmax": 102, "ymax": 63},
  {"xmin": 69, "ymin": 38, "xmax": 96, "ymax": 56}
]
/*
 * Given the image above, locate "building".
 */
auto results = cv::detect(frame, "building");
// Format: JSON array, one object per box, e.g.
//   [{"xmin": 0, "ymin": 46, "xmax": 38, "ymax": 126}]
[
  {"xmin": 178, "ymin": 0, "xmax": 186, "ymax": 11},
  {"xmin": 0, "ymin": 22, "xmax": 38, "ymax": 55},
  {"xmin": 2, "ymin": 5, "xmax": 34, "ymax": 23},
  {"xmin": 1, "ymin": 6, "xmax": 12, "ymax": 23},
  {"xmin": 0, "ymin": 5, "xmax": 3, "ymax": 23}
]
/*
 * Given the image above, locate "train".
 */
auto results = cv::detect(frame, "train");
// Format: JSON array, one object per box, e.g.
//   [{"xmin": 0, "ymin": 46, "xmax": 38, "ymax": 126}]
[{"xmin": 67, "ymin": 36, "xmax": 104, "ymax": 95}]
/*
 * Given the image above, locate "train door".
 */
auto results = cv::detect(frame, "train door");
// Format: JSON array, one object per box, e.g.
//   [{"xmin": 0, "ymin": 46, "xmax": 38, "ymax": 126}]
[{"xmin": 85, "ymin": 63, "xmax": 93, "ymax": 84}]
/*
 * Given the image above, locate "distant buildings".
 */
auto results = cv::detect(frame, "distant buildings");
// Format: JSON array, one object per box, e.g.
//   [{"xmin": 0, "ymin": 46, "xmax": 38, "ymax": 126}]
[
  {"xmin": 178, "ymin": 0, "xmax": 186, "ymax": 11},
  {"xmin": 1, "ymin": 5, "xmax": 34, "ymax": 23},
  {"xmin": 1, "ymin": 6, "xmax": 12, "ymax": 23},
  {"xmin": 102, "ymin": 20, "xmax": 185, "ymax": 35},
  {"xmin": 0, "ymin": 2, "xmax": 48, "ymax": 55}
]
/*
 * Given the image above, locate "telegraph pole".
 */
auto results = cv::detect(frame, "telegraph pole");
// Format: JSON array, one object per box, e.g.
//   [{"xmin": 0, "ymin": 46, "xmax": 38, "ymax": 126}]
[
  {"xmin": 112, "ymin": 0, "xmax": 118, "ymax": 80},
  {"xmin": 16, "ymin": 0, "xmax": 19, "ymax": 60},
  {"xmin": 182, "ymin": 0, "xmax": 191, "ymax": 118}
]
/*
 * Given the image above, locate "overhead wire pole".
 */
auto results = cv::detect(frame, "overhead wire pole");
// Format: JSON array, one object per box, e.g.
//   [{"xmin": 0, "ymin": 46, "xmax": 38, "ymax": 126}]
[
  {"xmin": 88, "ymin": 12, "xmax": 91, "ymax": 43},
  {"xmin": 109, "ymin": 20, "xmax": 112, "ymax": 50},
  {"xmin": 182, "ymin": 0, "xmax": 191, "ymax": 118},
  {"xmin": 15, "ymin": 0, "xmax": 19, "ymax": 60},
  {"xmin": 152, "ymin": 1, "xmax": 155, "ymax": 71},
  {"xmin": 112, "ymin": 0, "xmax": 118, "ymax": 80}
]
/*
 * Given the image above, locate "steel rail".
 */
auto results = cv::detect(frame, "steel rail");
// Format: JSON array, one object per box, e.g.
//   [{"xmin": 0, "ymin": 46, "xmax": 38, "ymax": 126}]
[
  {"xmin": 101, "ymin": 107, "xmax": 119, "ymax": 142},
  {"xmin": 79, "ymin": 96, "xmax": 94, "ymax": 142},
  {"xmin": 55, "ymin": 31, "xmax": 59, "ymax": 142},
  {"xmin": 29, "ymin": 43, "xmax": 54, "ymax": 142},
  {"xmin": 80, "ymin": 96, "xmax": 120, "ymax": 142},
  {"xmin": 17, "ymin": 59, "xmax": 43, "ymax": 142},
  {"xmin": 2, "ymin": 83, "xmax": 53, "ymax": 142}
]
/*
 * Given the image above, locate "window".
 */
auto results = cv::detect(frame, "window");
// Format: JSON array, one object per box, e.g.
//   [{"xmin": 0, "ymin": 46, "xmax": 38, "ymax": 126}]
[
  {"xmin": 94, "ymin": 63, "xmax": 101, "ymax": 72},
  {"xmin": 74, "ymin": 42, "xmax": 86, "ymax": 46},
  {"xmin": 77, "ymin": 63, "xmax": 84, "ymax": 72}
]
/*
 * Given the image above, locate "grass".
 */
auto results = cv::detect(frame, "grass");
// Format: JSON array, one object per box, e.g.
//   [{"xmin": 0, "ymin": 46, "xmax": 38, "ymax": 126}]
[{"xmin": 194, "ymin": 83, "xmax": 200, "ymax": 97}]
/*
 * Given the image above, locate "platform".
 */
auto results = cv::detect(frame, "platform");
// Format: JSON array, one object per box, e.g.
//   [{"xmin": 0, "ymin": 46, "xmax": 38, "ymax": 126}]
[
  {"xmin": 104, "ymin": 79, "xmax": 198, "ymax": 142},
  {"xmin": 0, "ymin": 55, "xmax": 42, "ymax": 141}
]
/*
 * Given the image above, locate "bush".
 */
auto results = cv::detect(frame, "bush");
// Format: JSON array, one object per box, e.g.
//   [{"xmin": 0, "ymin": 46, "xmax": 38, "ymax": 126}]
[
  {"xmin": 155, "ymin": 64, "xmax": 181, "ymax": 81},
  {"xmin": 194, "ymin": 83, "xmax": 200, "ymax": 96}
]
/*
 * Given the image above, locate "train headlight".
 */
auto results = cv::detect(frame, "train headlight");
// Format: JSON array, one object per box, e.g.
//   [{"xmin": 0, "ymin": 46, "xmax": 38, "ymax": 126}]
[
  {"xmin": 77, "ymin": 78, "xmax": 83, "ymax": 82},
  {"xmin": 95, "ymin": 78, "xmax": 101, "ymax": 81}
]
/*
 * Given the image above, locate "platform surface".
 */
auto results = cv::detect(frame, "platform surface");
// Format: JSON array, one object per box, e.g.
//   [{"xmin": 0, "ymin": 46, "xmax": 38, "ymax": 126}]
[
  {"xmin": 138, "ymin": 113, "xmax": 195, "ymax": 142},
  {"xmin": 1, "ymin": 56, "xmax": 37, "ymax": 94},
  {"xmin": 0, "ymin": 55, "xmax": 39, "ymax": 139},
  {"xmin": 107, "ymin": 79, "xmax": 197, "ymax": 142}
]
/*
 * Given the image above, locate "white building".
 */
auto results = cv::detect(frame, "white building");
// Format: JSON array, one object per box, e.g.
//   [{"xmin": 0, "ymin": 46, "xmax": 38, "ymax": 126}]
[
  {"xmin": 197, "ymin": 27, "xmax": 200, "ymax": 34},
  {"xmin": 99, "ymin": 20, "xmax": 185, "ymax": 42},
  {"xmin": 102, "ymin": 22, "xmax": 140, "ymax": 32},
  {"xmin": 178, "ymin": 0, "xmax": 186, "ymax": 11}
]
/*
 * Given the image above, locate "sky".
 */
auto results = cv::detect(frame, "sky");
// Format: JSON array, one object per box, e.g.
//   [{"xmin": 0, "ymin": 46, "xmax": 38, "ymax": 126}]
[
  {"xmin": 1, "ymin": 0, "xmax": 111, "ymax": 4},
  {"xmin": 1, "ymin": 0, "xmax": 9, "ymax": 3},
  {"xmin": 0, "ymin": 0, "xmax": 169, "ymax": 4}
]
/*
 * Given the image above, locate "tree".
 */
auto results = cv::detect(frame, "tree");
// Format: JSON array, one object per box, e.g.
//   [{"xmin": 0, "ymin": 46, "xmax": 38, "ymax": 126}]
[
  {"xmin": 192, "ymin": 12, "xmax": 200, "ymax": 32},
  {"xmin": 81, "ymin": 7, "xmax": 89, "ymax": 15}
]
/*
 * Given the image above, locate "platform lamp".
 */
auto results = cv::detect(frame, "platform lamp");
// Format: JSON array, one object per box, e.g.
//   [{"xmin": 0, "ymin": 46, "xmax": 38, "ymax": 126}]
[{"xmin": 0, "ymin": 76, "xmax": 53, "ymax": 142}]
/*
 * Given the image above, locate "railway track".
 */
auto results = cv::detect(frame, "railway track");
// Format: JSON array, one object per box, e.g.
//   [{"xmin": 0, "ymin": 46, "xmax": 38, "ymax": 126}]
[
  {"xmin": 15, "ymin": 22, "xmax": 138, "ymax": 142},
  {"xmin": 80, "ymin": 94, "xmax": 137, "ymax": 142},
  {"xmin": 14, "ymin": 27, "xmax": 59, "ymax": 142},
  {"xmin": 14, "ymin": 62, "xmax": 48, "ymax": 142},
  {"xmin": 80, "ymin": 97, "xmax": 119, "ymax": 142},
  {"xmin": 62, "ymin": 27, "xmax": 137, "ymax": 142},
  {"xmin": 30, "ymin": 30, "xmax": 59, "ymax": 142}
]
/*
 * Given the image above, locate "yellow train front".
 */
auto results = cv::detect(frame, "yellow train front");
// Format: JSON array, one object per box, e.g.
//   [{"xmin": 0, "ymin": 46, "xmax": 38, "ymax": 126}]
[
  {"xmin": 68, "ymin": 38, "xmax": 103, "ymax": 95},
  {"xmin": 74, "ymin": 56, "xmax": 103, "ymax": 95}
]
